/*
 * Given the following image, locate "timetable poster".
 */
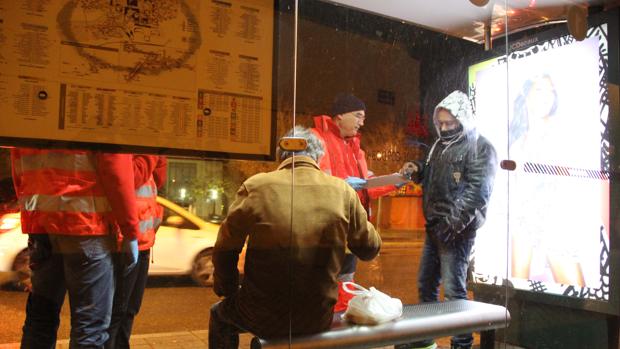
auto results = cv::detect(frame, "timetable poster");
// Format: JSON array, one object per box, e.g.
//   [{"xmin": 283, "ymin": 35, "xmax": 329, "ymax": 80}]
[{"xmin": 0, "ymin": 0, "xmax": 275, "ymax": 157}]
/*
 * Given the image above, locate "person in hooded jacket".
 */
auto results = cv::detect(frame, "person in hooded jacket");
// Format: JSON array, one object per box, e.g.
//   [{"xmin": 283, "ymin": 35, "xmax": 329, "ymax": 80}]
[{"xmin": 397, "ymin": 90, "xmax": 498, "ymax": 349}]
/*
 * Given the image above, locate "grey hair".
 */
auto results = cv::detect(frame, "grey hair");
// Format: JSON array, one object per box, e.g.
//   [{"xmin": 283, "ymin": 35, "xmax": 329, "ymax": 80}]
[{"xmin": 278, "ymin": 126, "xmax": 325, "ymax": 162}]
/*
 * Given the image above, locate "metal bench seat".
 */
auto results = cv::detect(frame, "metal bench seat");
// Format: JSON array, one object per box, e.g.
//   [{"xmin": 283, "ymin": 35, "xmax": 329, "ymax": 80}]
[{"xmin": 251, "ymin": 300, "xmax": 510, "ymax": 349}]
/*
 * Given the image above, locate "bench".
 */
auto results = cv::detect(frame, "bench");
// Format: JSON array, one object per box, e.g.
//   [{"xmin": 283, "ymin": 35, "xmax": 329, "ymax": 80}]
[{"xmin": 251, "ymin": 299, "xmax": 510, "ymax": 349}]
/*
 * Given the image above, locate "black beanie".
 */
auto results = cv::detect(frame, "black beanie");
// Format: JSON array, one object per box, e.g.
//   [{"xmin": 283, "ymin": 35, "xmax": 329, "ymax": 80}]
[{"xmin": 330, "ymin": 93, "xmax": 366, "ymax": 116}]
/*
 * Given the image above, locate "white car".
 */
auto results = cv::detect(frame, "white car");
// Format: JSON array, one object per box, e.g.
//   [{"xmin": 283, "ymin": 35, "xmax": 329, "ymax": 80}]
[{"xmin": 0, "ymin": 196, "xmax": 227, "ymax": 289}]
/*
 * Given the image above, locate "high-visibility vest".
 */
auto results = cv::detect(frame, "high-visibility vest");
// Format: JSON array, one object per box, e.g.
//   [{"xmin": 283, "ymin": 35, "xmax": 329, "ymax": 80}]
[
  {"xmin": 135, "ymin": 175, "xmax": 162, "ymax": 250},
  {"xmin": 11, "ymin": 148, "xmax": 113, "ymax": 236}
]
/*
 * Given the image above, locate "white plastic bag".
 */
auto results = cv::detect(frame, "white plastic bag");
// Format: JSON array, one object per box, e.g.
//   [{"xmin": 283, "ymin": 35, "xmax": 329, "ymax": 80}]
[{"xmin": 342, "ymin": 282, "xmax": 403, "ymax": 325}]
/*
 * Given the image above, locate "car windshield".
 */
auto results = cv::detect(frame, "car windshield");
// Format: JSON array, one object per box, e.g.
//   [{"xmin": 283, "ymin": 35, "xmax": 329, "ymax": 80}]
[{"xmin": 160, "ymin": 205, "xmax": 200, "ymax": 230}]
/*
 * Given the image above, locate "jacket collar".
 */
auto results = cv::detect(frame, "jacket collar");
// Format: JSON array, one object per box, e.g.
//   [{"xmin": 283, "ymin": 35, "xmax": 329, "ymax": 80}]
[{"xmin": 277, "ymin": 155, "xmax": 321, "ymax": 171}]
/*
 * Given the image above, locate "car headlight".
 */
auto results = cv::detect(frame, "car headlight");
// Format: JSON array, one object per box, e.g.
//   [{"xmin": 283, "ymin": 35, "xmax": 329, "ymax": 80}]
[{"xmin": 0, "ymin": 215, "xmax": 20, "ymax": 234}]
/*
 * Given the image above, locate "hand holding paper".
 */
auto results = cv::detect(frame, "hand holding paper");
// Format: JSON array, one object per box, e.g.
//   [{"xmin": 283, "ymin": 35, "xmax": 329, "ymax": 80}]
[
  {"xmin": 345, "ymin": 176, "xmax": 367, "ymax": 191},
  {"xmin": 365, "ymin": 173, "xmax": 410, "ymax": 189},
  {"xmin": 399, "ymin": 162, "xmax": 418, "ymax": 180}
]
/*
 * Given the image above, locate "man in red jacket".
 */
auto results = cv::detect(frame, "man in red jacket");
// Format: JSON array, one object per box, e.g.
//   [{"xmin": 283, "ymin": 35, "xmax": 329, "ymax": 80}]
[
  {"xmin": 11, "ymin": 148, "xmax": 139, "ymax": 349},
  {"xmin": 106, "ymin": 155, "xmax": 167, "ymax": 349},
  {"xmin": 311, "ymin": 93, "xmax": 403, "ymax": 312}
]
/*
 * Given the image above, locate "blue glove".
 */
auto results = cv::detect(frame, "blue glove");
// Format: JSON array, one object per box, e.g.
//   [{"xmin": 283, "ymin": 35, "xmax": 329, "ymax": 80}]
[
  {"xmin": 121, "ymin": 238, "xmax": 139, "ymax": 275},
  {"xmin": 344, "ymin": 176, "xmax": 367, "ymax": 191}
]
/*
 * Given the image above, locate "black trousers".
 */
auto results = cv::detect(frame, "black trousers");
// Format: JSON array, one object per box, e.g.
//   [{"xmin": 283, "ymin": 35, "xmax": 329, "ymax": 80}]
[
  {"xmin": 105, "ymin": 250, "xmax": 150, "ymax": 349},
  {"xmin": 209, "ymin": 296, "xmax": 251, "ymax": 349}
]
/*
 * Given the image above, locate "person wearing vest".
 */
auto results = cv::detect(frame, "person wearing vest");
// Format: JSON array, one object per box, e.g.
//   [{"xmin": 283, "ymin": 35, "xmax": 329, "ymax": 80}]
[
  {"xmin": 11, "ymin": 148, "xmax": 139, "ymax": 349},
  {"xmin": 106, "ymin": 155, "xmax": 167, "ymax": 349},
  {"xmin": 311, "ymin": 93, "xmax": 403, "ymax": 312}
]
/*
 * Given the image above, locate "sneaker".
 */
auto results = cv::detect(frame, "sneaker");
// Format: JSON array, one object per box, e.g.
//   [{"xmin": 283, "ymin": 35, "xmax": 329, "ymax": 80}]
[{"xmin": 450, "ymin": 340, "xmax": 473, "ymax": 349}]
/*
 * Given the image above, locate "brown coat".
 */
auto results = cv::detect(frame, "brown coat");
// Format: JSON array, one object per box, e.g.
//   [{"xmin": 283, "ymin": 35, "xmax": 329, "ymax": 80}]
[{"xmin": 213, "ymin": 156, "xmax": 381, "ymax": 338}]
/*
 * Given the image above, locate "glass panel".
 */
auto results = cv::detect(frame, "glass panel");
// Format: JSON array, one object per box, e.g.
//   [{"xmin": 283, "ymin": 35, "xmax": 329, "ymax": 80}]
[
  {"xmin": 466, "ymin": 1, "xmax": 514, "ymax": 346},
  {"xmin": 206, "ymin": 1, "xmax": 299, "ymax": 346},
  {"xmin": 10, "ymin": 1, "xmax": 620, "ymax": 348},
  {"xmin": 293, "ymin": 1, "xmax": 510, "ymax": 347},
  {"xmin": 500, "ymin": 2, "xmax": 618, "ymax": 348},
  {"xmin": 0, "ymin": 0, "xmax": 296, "ymax": 347}
]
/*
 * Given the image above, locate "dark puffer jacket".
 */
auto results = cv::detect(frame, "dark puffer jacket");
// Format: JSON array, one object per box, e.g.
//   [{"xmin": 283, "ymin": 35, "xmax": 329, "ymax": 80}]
[{"xmin": 413, "ymin": 91, "xmax": 498, "ymax": 239}]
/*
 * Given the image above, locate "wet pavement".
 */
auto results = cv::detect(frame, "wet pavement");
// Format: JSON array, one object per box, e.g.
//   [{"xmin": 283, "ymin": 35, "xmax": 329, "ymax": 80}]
[
  {"xmin": 0, "ymin": 231, "xmax": 500, "ymax": 348},
  {"xmin": 0, "ymin": 331, "xmax": 463, "ymax": 349}
]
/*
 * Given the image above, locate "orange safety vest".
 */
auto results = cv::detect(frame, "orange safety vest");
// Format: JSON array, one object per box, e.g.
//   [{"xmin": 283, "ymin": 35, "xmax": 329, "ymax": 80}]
[
  {"xmin": 135, "ymin": 175, "xmax": 162, "ymax": 250},
  {"xmin": 11, "ymin": 148, "xmax": 113, "ymax": 236}
]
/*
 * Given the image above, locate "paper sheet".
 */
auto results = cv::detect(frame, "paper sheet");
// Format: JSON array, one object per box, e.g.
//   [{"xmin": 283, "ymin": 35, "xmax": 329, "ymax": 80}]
[{"xmin": 365, "ymin": 174, "xmax": 409, "ymax": 188}]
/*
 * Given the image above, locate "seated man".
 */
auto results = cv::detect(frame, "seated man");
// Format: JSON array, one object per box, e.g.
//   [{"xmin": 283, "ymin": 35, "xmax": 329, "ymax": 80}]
[{"xmin": 210, "ymin": 126, "xmax": 381, "ymax": 349}]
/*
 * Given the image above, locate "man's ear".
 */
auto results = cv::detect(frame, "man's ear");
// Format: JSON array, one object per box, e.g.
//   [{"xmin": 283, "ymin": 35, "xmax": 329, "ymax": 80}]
[{"xmin": 333, "ymin": 114, "xmax": 342, "ymax": 121}]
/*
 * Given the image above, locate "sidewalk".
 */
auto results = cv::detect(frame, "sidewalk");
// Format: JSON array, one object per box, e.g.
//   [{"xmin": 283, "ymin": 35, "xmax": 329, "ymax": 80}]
[
  {"xmin": 0, "ymin": 330, "xmax": 412, "ymax": 349},
  {"xmin": 0, "ymin": 331, "xmax": 523, "ymax": 348},
  {"xmin": 0, "ymin": 331, "xmax": 475, "ymax": 349},
  {"xmin": 0, "ymin": 330, "xmax": 216, "ymax": 349}
]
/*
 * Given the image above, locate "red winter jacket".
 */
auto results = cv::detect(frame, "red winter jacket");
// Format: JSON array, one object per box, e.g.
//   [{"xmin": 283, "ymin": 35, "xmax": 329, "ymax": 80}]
[
  {"xmin": 11, "ymin": 148, "xmax": 139, "ymax": 240},
  {"xmin": 311, "ymin": 115, "xmax": 396, "ymax": 214}
]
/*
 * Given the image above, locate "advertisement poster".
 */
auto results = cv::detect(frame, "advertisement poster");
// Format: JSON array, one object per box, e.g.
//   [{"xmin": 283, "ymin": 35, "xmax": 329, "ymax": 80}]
[
  {"xmin": 0, "ymin": 0, "xmax": 274, "ymax": 157},
  {"xmin": 469, "ymin": 25, "xmax": 610, "ymax": 301}
]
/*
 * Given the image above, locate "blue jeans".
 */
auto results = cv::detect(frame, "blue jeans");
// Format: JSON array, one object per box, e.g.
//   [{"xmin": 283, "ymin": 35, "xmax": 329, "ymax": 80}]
[
  {"xmin": 106, "ymin": 250, "xmax": 150, "ymax": 349},
  {"xmin": 419, "ymin": 233, "xmax": 475, "ymax": 348},
  {"xmin": 21, "ymin": 234, "xmax": 115, "ymax": 349},
  {"xmin": 396, "ymin": 233, "xmax": 475, "ymax": 349}
]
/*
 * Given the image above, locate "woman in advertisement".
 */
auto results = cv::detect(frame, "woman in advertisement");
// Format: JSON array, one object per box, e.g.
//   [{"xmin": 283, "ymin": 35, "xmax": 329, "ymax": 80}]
[{"xmin": 508, "ymin": 72, "xmax": 604, "ymax": 288}]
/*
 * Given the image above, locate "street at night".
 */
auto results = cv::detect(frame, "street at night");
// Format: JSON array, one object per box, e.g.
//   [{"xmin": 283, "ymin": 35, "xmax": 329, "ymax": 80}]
[{"xmin": 0, "ymin": 240, "xmax": 423, "ymax": 345}]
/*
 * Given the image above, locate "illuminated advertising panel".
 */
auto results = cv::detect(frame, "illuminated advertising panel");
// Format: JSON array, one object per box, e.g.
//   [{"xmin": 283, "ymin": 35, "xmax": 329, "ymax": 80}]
[{"xmin": 470, "ymin": 24, "xmax": 611, "ymax": 303}]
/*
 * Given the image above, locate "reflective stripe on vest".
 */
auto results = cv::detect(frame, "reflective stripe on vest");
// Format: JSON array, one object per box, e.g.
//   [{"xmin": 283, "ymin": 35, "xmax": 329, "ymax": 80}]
[
  {"xmin": 14, "ymin": 153, "xmax": 95, "ymax": 173},
  {"xmin": 12, "ymin": 149, "xmax": 113, "ymax": 236},
  {"xmin": 136, "ymin": 178, "xmax": 158, "ymax": 232},
  {"xmin": 18, "ymin": 195, "xmax": 112, "ymax": 213},
  {"xmin": 135, "ymin": 176, "xmax": 160, "ymax": 249},
  {"xmin": 136, "ymin": 183, "xmax": 157, "ymax": 198},
  {"xmin": 139, "ymin": 216, "xmax": 163, "ymax": 234}
]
